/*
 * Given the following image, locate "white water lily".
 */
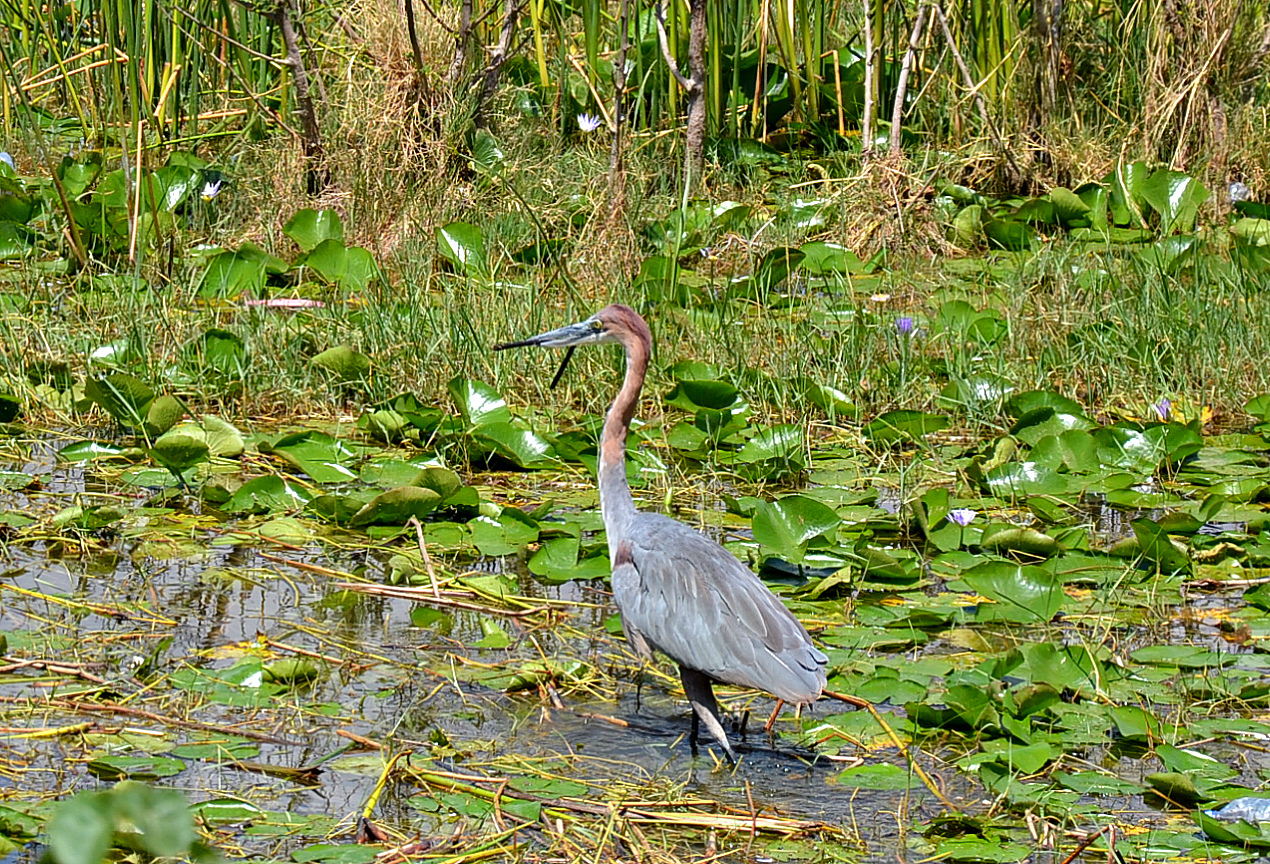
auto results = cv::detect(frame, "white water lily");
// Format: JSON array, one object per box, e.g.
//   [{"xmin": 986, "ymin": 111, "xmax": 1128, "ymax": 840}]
[{"xmin": 577, "ymin": 113, "xmax": 603, "ymax": 133}]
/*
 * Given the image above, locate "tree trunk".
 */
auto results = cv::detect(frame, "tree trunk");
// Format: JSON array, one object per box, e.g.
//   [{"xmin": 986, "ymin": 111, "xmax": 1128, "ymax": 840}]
[
  {"xmin": 684, "ymin": 0, "xmax": 707, "ymax": 181},
  {"xmin": 447, "ymin": 0, "xmax": 473, "ymax": 87},
  {"xmin": 472, "ymin": 0, "xmax": 521, "ymax": 128},
  {"xmin": 276, "ymin": 0, "xmax": 326, "ymax": 195}
]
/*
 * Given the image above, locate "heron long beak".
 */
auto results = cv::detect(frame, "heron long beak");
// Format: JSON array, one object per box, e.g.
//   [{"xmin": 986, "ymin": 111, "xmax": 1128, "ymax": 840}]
[
  {"xmin": 492, "ymin": 319, "xmax": 594, "ymax": 350},
  {"xmin": 494, "ymin": 319, "xmax": 593, "ymax": 389}
]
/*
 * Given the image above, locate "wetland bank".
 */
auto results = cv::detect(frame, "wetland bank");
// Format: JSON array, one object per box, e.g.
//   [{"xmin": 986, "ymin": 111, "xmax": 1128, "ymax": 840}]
[{"xmin": 5, "ymin": 0, "xmax": 1270, "ymax": 860}]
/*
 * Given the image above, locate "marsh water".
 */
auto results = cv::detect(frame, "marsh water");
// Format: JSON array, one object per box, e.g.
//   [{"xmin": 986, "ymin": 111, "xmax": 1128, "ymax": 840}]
[{"xmin": 3, "ymin": 430, "xmax": 1268, "ymax": 863}]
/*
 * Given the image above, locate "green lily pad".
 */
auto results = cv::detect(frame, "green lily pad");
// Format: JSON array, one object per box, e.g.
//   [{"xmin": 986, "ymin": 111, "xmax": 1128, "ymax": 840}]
[
  {"xmin": 142, "ymin": 394, "xmax": 185, "ymax": 437},
  {"xmin": 528, "ymin": 536, "xmax": 610, "ymax": 582},
  {"xmin": 311, "ymin": 345, "xmax": 371, "ymax": 381},
  {"xmin": 436, "ymin": 221, "xmax": 489, "ymax": 278},
  {"xmin": 474, "ymin": 422, "xmax": 557, "ymax": 468},
  {"xmin": 85, "ymin": 755, "xmax": 187, "ymax": 780},
  {"xmin": 227, "ymin": 476, "xmax": 311, "ymax": 514},
  {"xmin": 752, "ymin": 495, "xmax": 840, "ymax": 564},
  {"xmin": 961, "ymin": 561, "xmax": 1065, "ymax": 622},
  {"xmin": 304, "ymin": 239, "xmax": 378, "ymax": 290},
  {"xmin": 348, "ymin": 487, "xmax": 443, "ymax": 528},
  {"xmin": 283, "ymin": 208, "xmax": 344, "ymax": 252},
  {"xmin": 150, "ymin": 429, "xmax": 210, "ymax": 475},
  {"xmin": 450, "ymin": 377, "xmax": 512, "ymax": 426},
  {"xmin": 85, "ymin": 372, "xmax": 154, "ymax": 427},
  {"xmin": 863, "ymin": 410, "xmax": 949, "ymax": 445}
]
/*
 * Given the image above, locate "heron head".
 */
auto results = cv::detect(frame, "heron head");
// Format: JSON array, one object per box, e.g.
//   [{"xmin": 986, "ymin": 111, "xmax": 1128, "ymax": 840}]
[
  {"xmin": 494, "ymin": 305, "xmax": 649, "ymax": 387},
  {"xmin": 494, "ymin": 305, "xmax": 641, "ymax": 351}
]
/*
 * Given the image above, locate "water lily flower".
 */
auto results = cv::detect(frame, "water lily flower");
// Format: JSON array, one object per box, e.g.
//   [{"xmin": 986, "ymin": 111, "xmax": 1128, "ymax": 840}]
[
  {"xmin": 1153, "ymin": 398, "xmax": 1171, "ymax": 422},
  {"xmin": 895, "ymin": 316, "xmax": 915, "ymax": 336},
  {"xmin": 946, "ymin": 508, "xmax": 976, "ymax": 526},
  {"xmin": 201, "ymin": 178, "xmax": 224, "ymax": 200},
  {"xmin": 577, "ymin": 113, "xmax": 604, "ymax": 133},
  {"xmin": 0, "ymin": 152, "xmax": 13, "ymax": 171}
]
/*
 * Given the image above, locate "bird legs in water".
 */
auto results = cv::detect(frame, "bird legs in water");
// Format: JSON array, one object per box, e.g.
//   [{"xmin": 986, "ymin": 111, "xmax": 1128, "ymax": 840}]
[{"xmin": 680, "ymin": 666, "xmax": 737, "ymax": 763}]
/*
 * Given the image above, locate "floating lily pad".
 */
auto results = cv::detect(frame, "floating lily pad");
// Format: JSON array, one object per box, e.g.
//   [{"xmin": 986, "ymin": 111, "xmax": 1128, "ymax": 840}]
[{"xmin": 863, "ymin": 410, "xmax": 949, "ymax": 445}]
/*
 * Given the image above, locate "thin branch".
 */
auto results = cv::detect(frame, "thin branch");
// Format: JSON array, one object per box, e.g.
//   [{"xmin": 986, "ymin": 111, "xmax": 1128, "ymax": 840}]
[
  {"xmin": 889, "ymin": 2, "xmax": 928, "ymax": 156},
  {"xmin": 653, "ymin": 0, "xmax": 693, "ymax": 92},
  {"xmin": 929, "ymin": 2, "xmax": 1007, "ymax": 151}
]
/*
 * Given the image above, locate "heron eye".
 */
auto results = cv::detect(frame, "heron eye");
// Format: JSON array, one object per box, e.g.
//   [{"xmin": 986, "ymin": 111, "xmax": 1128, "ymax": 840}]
[{"xmin": 590, "ymin": 320, "xmax": 603, "ymax": 331}]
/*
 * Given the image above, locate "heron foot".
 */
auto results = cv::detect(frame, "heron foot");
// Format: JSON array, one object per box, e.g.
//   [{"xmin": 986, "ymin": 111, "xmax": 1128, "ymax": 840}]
[{"xmin": 680, "ymin": 666, "xmax": 737, "ymax": 764}]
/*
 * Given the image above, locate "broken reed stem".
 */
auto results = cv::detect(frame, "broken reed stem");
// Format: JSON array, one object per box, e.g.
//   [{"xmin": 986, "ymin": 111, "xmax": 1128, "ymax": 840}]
[{"xmin": 822, "ymin": 689, "xmax": 959, "ymax": 813}]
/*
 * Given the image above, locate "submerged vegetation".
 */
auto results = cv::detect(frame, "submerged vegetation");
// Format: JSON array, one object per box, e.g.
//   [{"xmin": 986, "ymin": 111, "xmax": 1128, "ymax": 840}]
[{"xmin": 4, "ymin": 0, "xmax": 1270, "ymax": 862}]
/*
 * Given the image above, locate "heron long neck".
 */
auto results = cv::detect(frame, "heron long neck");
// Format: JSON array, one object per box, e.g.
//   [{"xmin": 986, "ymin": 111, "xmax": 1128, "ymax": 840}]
[{"xmin": 599, "ymin": 332, "xmax": 649, "ymax": 545}]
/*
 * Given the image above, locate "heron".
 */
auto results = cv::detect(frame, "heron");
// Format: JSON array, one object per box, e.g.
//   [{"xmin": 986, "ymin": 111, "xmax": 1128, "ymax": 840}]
[{"xmin": 495, "ymin": 304, "xmax": 828, "ymax": 761}]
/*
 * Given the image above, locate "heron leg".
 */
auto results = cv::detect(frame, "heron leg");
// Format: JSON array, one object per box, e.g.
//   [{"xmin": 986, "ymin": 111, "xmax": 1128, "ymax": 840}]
[{"xmin": 680, "ymin": 666, "xmax": 736, "ymax": 763}]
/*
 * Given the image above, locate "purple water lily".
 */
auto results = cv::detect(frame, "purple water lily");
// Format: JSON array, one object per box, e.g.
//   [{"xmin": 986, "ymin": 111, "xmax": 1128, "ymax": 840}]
[
  {"xmin": 946, "ymin": 508, "xmax": 977, "ymax": 527},
  {"xmin": 1153, "ymin": 398, "xmax": 1172, "ymax": 422},
  {"xmin": 895, "ymin": 316, "xmax": 915, "ymax": 336}
]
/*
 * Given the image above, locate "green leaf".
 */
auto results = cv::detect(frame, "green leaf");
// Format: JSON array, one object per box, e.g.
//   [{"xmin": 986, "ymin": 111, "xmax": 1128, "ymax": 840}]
[
  {"xmin": 1140, "ymin": 169, "xmax": 1209, "ymax": 234},
  {"xmin": 1195, "ymin": 811, "xmax": 1270, "ymax": 848},
  {"xmin": 201, "ymin": 415, "xmax": 246, "ymax": 458},
  {"xmin": 266, "ymin": 432, "xmax": 358, "ymax": 483},
  {"xmin": 262, "ymin": 658, "xmax": 320, "ymax": 684},
  {"xmin": 528, "ymin": 537, "xmax": 610, "ymax": 581},
  {"xmin": 291, "ymin": 843, "xmax": 380, "ymax": 864},
  {"xmin": 1010, "ymin": 408, "xmax": 1096, "ymax": 446},
  {"xmin": 1231, "ymin": 217, "xmax": 1270, "ymax": 246},
  {"xmin": 474, "ymin": 422, "xmax": 558, "ymax": 468},
  {"xmin": 834, "ymin": 763, "xmax": 915, "ymax": 790},
  {"xmin": 85, "ymin": 373, "xmax": 154, "ymax": 426},
  {"xmin": 283, "ymin": 208, "xmax": 345, "ymax": 252},
  {"xmin": 58, "ymin": 441, "xmax": 128, "ymax": 462},
  {"xmin": 143, "ymin": 394, "xmax": 185, "ymax": 437},
  {"xmin": 664, "ymin": 379, "xmax": 740, "ymax": 412},
  {"xmin": 311, "ymin": 345, "xmax": 371, "ymax": 381},
  {"xmin": 436, "ymin": 221, "xmax": 489, "ymax": 278},
  {"xmin": 735, "ymin": 424, "xmax": 804, "ymax": 466},
  {"xmin": 1131, "ymin": 518, "xmax": 1191, "ymax": 574},
  {"xmin": 752, "ymin": 495, "xmax": 840, "ymax": 563},
  {"xmin": 961, "ymin": 562, "xmax": 1065, "ymax": 622},
  {"xmin": 1048, "ymin": 187, "xmax": 1091, "ymax": 225},
  {"xmin": 349, "ymin": 487, "xmax": 442, "ymax": 527},
  {"xmin": 449, "ymin": 377, "xmax": 512, "ymax": 426},
  {"xmin": 47, "ymin": 793, "xmax": 113, "ymax": 864},
  {"xmin": 304, "ymin": 239, "xmax": 378, "ymax": 290},
  {"xmin": 863, "ymin": 410, "xmax": 949, "ymax": 445},
  {"xmin": 150, "ymin": 429, "xmax": 210, "ymax": 474},
  {"xmin": 85, "ymin": 755, "xmax": 187, "ymax": 780},
  {"xmin": 983, "ymin": 218, "xmax": 1036, "ymax": 251},
  {"xmin": 797, "ymin": 241, "xmax": 862, "ymax": 275},
  {"xmin": 186, "ymin": 328, "xmax": 247, "ymax": 377},
  {"xmin": 469, "ymin": 509, "xmax": 540, "ymax": 556},
  {"xmin": 111, "ymin": 782, "xmax": 196, "ymax": 857},
  {"xmin": 199, "ymin": 243, "xmax": 288, "ymax": 297},
  {"xmin": 227, "ymin": 476, "xmax": 312, "ymax": 513},
  {"xmin": 1005, "ymin": 390, "xmax": 1088, "ymax": 418}
]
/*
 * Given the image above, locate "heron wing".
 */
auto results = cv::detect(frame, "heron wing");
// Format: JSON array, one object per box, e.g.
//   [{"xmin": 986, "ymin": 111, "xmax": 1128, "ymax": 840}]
[{"xmin": 612, "ymin": 513, "xmax": 827, "ymax": 703}]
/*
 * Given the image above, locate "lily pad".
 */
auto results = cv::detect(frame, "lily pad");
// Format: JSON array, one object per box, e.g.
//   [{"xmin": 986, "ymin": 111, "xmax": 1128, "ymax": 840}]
[
  {"xmin": 863, "ymin": 410, "xmax": 949, "ymax": 445},
  {"xmin": 311, "ymin": 346, "xmax": 371, "ymax": 381}
]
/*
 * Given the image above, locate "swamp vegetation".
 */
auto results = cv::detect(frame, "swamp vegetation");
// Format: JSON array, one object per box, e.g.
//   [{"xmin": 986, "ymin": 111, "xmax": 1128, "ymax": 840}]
[{"xmin": 4, "ymin": 0, "xmax": 1270, "ymax": 862}]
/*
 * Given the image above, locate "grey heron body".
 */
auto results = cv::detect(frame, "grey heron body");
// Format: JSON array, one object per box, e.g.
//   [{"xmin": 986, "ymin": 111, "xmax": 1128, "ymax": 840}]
[{"xmin": 496, "ymin": 304, "xmax": 827, "ymax": 760}]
